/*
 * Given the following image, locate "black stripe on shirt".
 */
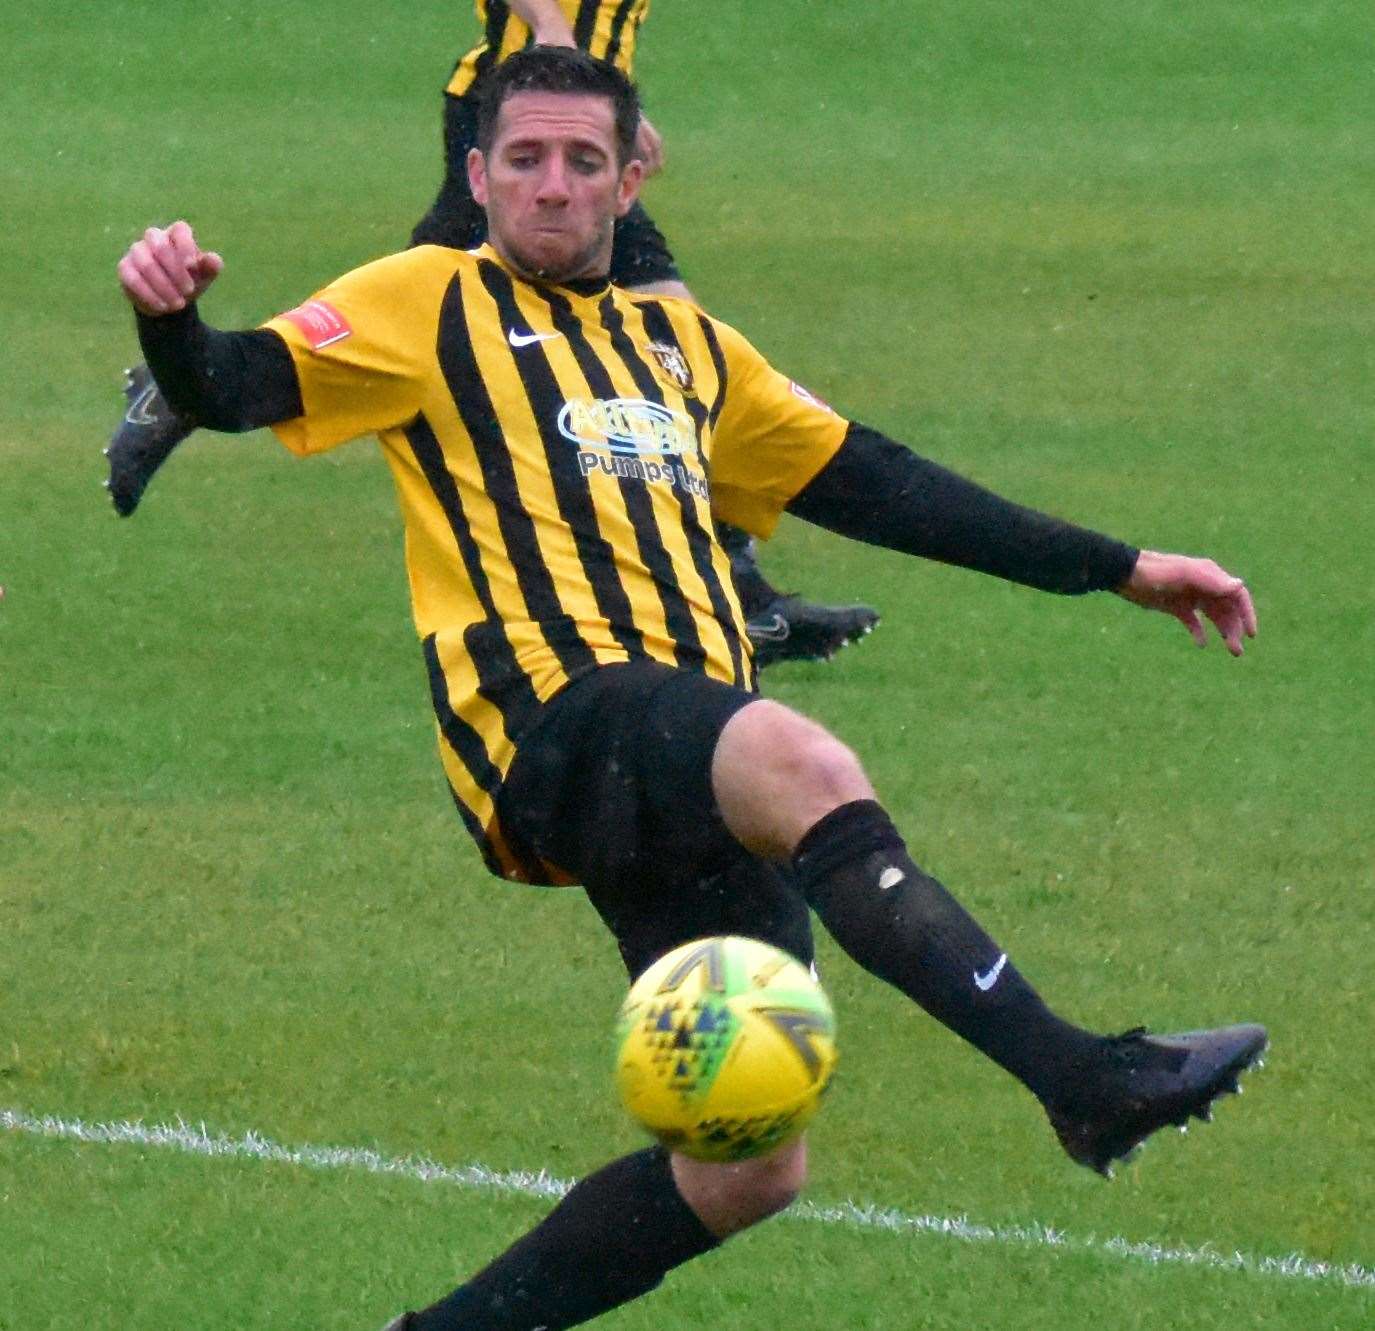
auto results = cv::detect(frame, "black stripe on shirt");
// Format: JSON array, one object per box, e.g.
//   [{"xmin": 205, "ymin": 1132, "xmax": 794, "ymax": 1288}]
[
  {"xmin": 637, "ymin": 301, "xmax": 750, "ymax": 688},
  {"xmin": 573, "ymin": 0, "xmax": 601, "ymax": 49},
  {"xmin": 604, "ymin": 0, "xmax": 641, "ymax": 65},
  {"xmin": 424, "ymin": 633, "xmax": 546, "ymax": 883},
  {"xmin": 697, "ymin": 316, "xmax": 730, "ymax": 432},
  {"xmin": 542, "ymin": 286, "xmax": 706, "ymax": 671},
  {"xmin": 446, "ymin": 779, "xmax": 502, "ymax": 875},
  {"xmin": 404, "ymin": 413, "xmax": 542, "ymax": 741},
  {"xmin": 437, "ymin": 270, "xmax": 600, "ymax": 683},
  {"xmin": 423, "ymin": 632, "xmax": 505, "ymax": 796},
  {"xmin": 446, "ymin": 779, "xmax": 536, "ymax": 882},
  {"xmin": 599, "ymin": 292, "xmax": 723, "ymax": 668},
  {"xmin": 475, "ymin": 4, "xmax": 511, "ymax": 83},
  {"xmin": 477, "ymin": 263, "xmax": 647, "ymax": 661}
]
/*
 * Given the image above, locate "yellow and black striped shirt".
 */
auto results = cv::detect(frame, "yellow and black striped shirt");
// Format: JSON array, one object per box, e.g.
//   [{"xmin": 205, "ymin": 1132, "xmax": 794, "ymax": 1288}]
[
  {"xmin": 447, "ymin": 0, "xmax": 651, "ymax": 99},
  {"xmin": 265, "ymin": 243, "xmax": 845, "ymax": 882}
]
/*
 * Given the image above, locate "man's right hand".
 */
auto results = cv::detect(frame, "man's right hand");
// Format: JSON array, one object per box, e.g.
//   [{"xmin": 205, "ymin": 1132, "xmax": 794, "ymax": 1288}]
[{"xmin": 117, "ymin": 220, "xmax": 223, "ymax": 317}]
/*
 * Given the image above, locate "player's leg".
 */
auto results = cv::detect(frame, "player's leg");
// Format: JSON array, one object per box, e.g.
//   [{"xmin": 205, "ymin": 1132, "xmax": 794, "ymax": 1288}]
[
  {"xmin": 390, "ymin": 667, "xmax": 815, "ymax": 1330},
  {"xmin": 502, "ymin": 663, "xmax": 825, "ymax": 1230},
  {"xmin": 612, "ymin": 205, "xmax": 880, "ymax": 665},
  {"xmin": 710, "ymin": 698, "xmax": 1267, "ymax": 1174},
  {"xmin": 670, "ymin": 1134, "xmax": 807, "ymax": 1236},
  {"xmin": 709, "ymin": 699, "xmax": 1106, "ymax": 1099},
  {"xmin": 394, "ymin": 1139, "xmax": 806, "ymax": 1331},
  {"xmin": 408, "ymin": 93, "xmax": 490, "ymax": 250},
  {"xmin": 577, "ymin": 834, "xmax": 818, "ymax": 1242}
]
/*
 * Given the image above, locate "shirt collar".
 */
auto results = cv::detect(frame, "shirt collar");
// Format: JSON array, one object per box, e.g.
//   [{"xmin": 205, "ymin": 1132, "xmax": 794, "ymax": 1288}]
[{"xmin": 472, "ymin": 243, "xmax": 612, "ymax": 300}]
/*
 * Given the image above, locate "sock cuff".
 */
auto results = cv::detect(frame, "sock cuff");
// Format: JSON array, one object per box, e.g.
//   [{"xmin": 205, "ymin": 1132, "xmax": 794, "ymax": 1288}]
[
  {"xmin": 414, "ymin": 1147, "xmax": 719, "ymax": 1330},
  {"xmin": 631, "ymin": 1145, "xmax": 722, "ymax": 1262},
  {"xmin": 792, "ymin": 799, "xmax": 905, "ymax": 885}
]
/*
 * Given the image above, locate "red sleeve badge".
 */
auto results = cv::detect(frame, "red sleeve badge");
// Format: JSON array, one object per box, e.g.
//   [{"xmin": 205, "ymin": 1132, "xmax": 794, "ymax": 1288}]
[{"xmin": 279, "ymin": 299, "xmax": 352, "ymax": 349}]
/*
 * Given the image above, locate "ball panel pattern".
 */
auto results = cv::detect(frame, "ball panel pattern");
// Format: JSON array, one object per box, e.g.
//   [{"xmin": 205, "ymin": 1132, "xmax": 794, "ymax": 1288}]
[{"xmin": 615, "ymin": 936, "xmax": 837, "ymax": 1161}]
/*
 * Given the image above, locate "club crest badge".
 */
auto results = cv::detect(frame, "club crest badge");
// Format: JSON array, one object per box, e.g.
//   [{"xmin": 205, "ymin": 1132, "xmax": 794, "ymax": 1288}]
[{"xmin": 645, "ymin": 341, "xmax": 697, "ymax": 398}]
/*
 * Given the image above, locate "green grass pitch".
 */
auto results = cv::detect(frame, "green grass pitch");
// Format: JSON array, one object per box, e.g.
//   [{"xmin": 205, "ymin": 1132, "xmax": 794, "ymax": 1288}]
[{"xmin": 2, "ymin": 2, "xmax": 1372, "ymax": 1328}]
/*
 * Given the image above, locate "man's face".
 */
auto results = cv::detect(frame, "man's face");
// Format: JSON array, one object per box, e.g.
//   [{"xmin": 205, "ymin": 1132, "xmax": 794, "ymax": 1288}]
[{"xmin": 469, "ymin": 91, "xmax": 643, "ymax": 284}]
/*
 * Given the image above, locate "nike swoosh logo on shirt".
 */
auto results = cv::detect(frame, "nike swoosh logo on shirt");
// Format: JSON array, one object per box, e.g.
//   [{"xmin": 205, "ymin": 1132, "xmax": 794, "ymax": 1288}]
[
  {"xmin": 508, "ymin": 329, "xmax": 563, "ymax": 348},
  {"xmin": 973, "ymin": 953, "xmax": 1008, "ymax": 992}
]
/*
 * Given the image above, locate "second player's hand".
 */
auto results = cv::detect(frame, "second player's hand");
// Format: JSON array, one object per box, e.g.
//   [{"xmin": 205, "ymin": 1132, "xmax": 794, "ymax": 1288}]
[
  {"xmin": 634, "ymin": 113, "xmax": 665, "ymax": 177},
  {"xmin": 509, "ymin": 0, "xmax": 576, "ymax": 47},
  {"xmin": 117, "ymin": 220, "xmax": 223, "ymax": 317},
  {"xmin": 1117, "ymin": 549, "xmax": 1258, "ymax": 656}
]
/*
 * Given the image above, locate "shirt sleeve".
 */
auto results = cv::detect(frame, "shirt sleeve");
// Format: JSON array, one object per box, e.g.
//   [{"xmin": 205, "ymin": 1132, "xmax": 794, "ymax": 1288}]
[
  {"xmin": 704, "ymin": 318, "xmax": 850, "ymax": 539},
  {"xmin": 261, "ymin": 250, "xmax": 441, "ymax": 456},
  {"xmin": 788, "ymin": 422, "xmax": 1140, "ymax": 594}
]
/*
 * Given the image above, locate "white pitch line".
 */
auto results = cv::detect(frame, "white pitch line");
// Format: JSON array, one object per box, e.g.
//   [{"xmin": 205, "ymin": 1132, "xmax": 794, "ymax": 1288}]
[{"xmin": 5, "ymin": 1107, "xmax": 1373, "ymax": 1295}]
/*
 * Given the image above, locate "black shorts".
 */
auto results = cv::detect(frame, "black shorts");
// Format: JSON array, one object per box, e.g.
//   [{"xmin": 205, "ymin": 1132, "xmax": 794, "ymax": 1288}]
[
  {"xmin": 409, "ymin": 94, "xmax": 683, "ymax": 288},
  {"xmin": 496, "ymin": 661, "xmax": 814, "ymax": 979}
]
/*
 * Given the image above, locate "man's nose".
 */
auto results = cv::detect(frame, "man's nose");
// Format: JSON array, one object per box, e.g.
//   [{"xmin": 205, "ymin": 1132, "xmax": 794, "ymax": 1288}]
[{"xmin": 535, "ymin": 158, "xmax": 571, "ymax": 203}]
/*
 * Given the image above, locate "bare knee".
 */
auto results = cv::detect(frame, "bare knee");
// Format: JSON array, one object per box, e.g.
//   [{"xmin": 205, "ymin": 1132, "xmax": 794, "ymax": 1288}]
[
  {"xmin": 671, "ymin": 1136, "xmax": 808, "ymax": 1238},
  {"xmin": 713, "ymin": 700, "xmax": 874, "ymax": 858}
]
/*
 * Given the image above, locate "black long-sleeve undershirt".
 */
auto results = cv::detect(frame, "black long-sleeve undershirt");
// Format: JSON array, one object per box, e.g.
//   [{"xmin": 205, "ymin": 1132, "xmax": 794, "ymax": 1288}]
[
  {"xmin": 135, "ymin": 307, "xmax": 1137, "ymax": 593},
  {"xmin": 136, "ymin": 305, "xmax": 300, "ymax": 431},
  {"xmin": 788, "ymin": 422, "xmax": 1138, "ymax": 594}
]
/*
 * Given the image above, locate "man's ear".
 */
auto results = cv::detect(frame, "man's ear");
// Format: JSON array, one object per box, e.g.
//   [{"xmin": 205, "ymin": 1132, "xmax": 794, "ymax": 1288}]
[
  {"xmin": 468, "ymin": 147, "xmax": 489, "ymax": 207},
  {"xmin": 615, "ymin": 158, "xmax": 644, "ymax": 218}
]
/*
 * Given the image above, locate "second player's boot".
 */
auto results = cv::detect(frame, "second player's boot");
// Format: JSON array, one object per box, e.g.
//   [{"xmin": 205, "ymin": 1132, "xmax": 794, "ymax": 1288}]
[
  {"xmin": 718, "ymin": 521, "xmax": 880, "ymax": 667},
  {"xmin": 105, "ymin": 364, "xmax": 197, "ymax": 516},
  {"xmin": 746, "ymin": 592, "xmax": 881, "ymax": 667}
]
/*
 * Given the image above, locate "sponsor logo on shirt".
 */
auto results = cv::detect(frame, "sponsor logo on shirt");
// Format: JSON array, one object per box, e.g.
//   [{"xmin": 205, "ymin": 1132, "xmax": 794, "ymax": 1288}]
[
  {"xmin": 557, "ymin": 397, "xmax": 694, "ymax": 456},
  {"xmin": 279, "ymin": 300, "xmax": 352, "ymax": 350},
  {"xmin": 557, "ymin": 397, "xmax": 709, "ymax": 501}
]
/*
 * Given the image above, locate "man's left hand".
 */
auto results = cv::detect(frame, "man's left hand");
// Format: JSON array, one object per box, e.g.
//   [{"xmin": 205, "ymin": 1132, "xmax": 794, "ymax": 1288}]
[{"xmin": 1117, "ymin": 550, "xmax": 1258, "ymax": 656}]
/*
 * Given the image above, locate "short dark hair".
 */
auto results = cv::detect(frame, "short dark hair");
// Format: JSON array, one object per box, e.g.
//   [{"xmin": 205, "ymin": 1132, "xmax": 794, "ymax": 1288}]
[{"xmin": 475, "ymin": 46, "xmax": 641, "ymax": 167}]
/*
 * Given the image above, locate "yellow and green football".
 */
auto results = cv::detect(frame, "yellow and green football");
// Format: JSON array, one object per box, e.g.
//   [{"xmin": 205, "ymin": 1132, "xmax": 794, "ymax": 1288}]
[{"xmin": 614, "ymin": 935, "xmax": 838, "ymax": 1162}]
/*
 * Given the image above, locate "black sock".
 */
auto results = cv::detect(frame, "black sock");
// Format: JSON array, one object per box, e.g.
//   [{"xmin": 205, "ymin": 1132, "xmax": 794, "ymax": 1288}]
[
  {"xmin": 717, "ymin": 522, "xmax": 779, "ymax": 614},
  {"xmin": 407, "ymin": 1147, "xmax": 718, "ymax": 1331},
  {"xmin": 793, "ymin": 800, "xmax": 1101, "ymax": 1104}
]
